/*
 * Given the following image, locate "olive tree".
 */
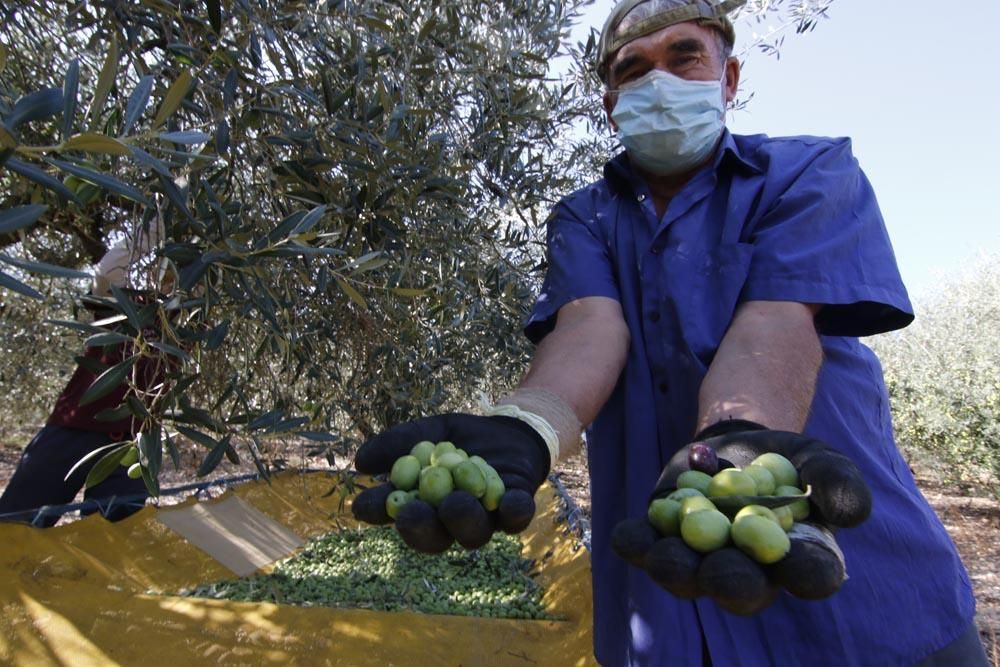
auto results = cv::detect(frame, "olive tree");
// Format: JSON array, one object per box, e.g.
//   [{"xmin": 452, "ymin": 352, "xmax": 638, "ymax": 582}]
[{"xmin": 0, "ymin": 0, "xmax": 836, "ymax": 492}]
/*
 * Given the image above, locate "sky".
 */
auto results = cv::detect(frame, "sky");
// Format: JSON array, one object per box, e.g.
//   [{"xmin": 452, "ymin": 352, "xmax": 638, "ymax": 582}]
[{"xmin": 567, "ymin": 0, "xmax": 1000, "ymax": 301}]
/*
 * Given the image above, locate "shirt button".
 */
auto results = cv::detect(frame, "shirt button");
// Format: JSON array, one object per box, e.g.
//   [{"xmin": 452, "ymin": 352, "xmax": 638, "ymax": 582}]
[
  {"xmin": 658, "ymin": 383, "xmax": 669, "ymax": 394},
  {"xmin": 649, "ymin": 312, "xmax": 660, "ymax": 322},
  {"xmin": 637, "ymin": 193, "xmax": 646, "ymax": 202}
]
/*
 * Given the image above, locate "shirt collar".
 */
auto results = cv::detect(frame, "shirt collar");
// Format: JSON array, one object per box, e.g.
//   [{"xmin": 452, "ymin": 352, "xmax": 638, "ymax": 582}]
[
  {"xmin": 714, "ymin": 129, "xmax": 764, "ymax": 175},
  {"xmin": 603, "ymin": 129, "xmax": 763, "ymax": 196}
]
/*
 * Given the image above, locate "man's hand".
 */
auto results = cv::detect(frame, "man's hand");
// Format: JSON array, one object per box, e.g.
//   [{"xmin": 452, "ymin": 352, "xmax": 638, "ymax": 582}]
[
  {"xmin": 352, "ymin": 413, "xmax": 551, "ymax": 553},
  {"xmin": 611, "ymin": 423, "xmax": 871, "ymax": 615}
]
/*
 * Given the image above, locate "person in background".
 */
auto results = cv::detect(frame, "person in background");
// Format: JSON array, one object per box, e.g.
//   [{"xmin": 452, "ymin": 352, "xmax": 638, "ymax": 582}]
[
  {"xmin": 351, "ymin": 0, "xmax": 987, "ymax": 664},
  {"xmin": 0, "ymin": 222, "xmax": 169, "ymax": 527}
]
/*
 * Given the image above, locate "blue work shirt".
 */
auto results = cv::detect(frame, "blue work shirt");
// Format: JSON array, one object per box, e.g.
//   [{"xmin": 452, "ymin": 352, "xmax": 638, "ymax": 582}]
[{"xmin": 525, "ymin": 131, "xmax": 976, "ymax": 666}]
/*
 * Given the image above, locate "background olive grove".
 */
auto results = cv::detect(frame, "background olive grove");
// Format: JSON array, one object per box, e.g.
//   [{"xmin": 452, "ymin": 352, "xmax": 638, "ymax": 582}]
[
  {"xmin": 7, "ymin": 0, "xmax": 967, "ymax": 496},
  {"xmin": 866, "ymin": 253, "xmax": 1000, "ymax": 499}
]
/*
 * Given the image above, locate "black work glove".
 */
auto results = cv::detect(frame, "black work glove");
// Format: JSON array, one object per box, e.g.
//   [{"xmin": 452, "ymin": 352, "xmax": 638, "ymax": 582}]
[
  {"xmin": 611, "ymin": 420, "xmax": 872, "ymax": 615},
  {"xmin": 352, "ymin": 413, "xmax": 551, "ymax": 553}
]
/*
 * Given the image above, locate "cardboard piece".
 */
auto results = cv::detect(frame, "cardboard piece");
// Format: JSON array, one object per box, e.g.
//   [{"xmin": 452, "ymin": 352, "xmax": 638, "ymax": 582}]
[{"xmin": 157, "ymin": 494, "xmax": 303, "ymax": 576}]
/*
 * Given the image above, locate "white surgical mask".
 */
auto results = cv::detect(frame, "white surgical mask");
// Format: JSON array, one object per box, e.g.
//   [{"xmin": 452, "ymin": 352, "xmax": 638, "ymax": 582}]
[{"xmin": 611, "ymin": 69, "xmax": 727, "ymax": 176}]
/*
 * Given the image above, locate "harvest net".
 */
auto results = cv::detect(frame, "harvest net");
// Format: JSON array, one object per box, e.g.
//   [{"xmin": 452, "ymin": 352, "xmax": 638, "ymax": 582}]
[{"xmin": 0, "ymin": 471, "xmax": 595, "ymax": 666}]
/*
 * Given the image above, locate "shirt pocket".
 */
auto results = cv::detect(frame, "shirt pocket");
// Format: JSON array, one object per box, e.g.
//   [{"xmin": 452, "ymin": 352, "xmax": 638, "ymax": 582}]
[{"xmin": 662, "ymin": 242, "xmax": 754, "ymax": 367}]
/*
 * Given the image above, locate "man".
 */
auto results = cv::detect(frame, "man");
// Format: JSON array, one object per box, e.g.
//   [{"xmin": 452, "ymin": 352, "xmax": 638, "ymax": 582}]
[
  {"xmin": 353, "ymin": 1, "xmax": 986, "ymax": 664},
  {"xmin": 0, "ymin": 223, "xmax": 168, "ymax": 527}
]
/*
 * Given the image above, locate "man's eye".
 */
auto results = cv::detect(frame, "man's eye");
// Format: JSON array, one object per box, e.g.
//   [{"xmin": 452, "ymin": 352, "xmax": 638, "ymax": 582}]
[{"xmin": 620, "ymin": 69, "xmax": 648, "ymax": 85}]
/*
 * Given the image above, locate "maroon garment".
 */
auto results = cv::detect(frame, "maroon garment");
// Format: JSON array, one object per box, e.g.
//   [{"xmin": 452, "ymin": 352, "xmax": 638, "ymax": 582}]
[{"xmin": 47, "ymin": 298, "xmax": 172, "ymax": 437}]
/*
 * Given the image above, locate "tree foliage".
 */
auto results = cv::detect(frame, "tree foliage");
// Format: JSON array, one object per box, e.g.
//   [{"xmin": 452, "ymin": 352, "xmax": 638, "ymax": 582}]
[
  {"xmin": 867, "ymin": 254, "xmax": 1000, "ymax": 498},
  {"xmin": 0, "ymin": 0, "xmax": 838, "ymax": 489}
]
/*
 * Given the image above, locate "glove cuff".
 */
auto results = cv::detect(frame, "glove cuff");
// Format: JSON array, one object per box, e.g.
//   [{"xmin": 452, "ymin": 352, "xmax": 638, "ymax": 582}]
[
  {"xmin": 693, "ymin": 419, "xmax": 767, "ymax": 442},
  {"xmin": 481, "ymin": 388, "xmax": 582, "ymax": 468}
]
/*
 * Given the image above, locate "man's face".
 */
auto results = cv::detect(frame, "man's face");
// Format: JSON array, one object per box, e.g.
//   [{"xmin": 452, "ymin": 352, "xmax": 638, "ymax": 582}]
[{"xmin": 602, "ymin": 21, "xmax": 739, "ymax": 126}]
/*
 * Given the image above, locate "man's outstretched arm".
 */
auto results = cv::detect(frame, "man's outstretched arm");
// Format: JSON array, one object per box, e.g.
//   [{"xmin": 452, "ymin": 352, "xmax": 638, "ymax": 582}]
[
  {"xmin": 518, "ymin": 296, "xmax": 631, "ymax": 428},
  {"xmin": 696, "ymin": 300, "xmax": 822, "ymax": 434}
]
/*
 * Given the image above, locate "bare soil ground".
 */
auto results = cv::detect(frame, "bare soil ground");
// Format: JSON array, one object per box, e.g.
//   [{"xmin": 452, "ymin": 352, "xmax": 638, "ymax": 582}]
[{"xmin": 0, "ymin": 441, "xmax": 996, "ymax": 664}]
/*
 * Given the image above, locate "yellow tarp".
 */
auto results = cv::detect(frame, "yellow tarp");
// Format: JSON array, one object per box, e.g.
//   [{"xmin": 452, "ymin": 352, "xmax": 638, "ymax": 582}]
[{"xmin": 0, "ymin": 472, "xmax": 596, "ymax": 666}]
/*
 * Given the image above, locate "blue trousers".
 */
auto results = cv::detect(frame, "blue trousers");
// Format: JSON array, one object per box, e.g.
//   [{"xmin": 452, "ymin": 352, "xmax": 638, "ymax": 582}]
[
  {"xmin": 914, "ymin": 620, "xmax": 990, "ymax": 666},
  {"xmin": 0, "ymin": 425, "xmax": 148, "ymax": 527}
]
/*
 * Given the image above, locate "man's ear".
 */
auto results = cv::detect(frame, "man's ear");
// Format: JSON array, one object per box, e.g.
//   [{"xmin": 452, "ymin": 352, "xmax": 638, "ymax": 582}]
[
  {"xmin": 724, "ymin": 57, "xmax": 740, "ymax": 106},
  {"xmin": 603, "ymin": 89, "xmax": 618, "ymax": 131}
]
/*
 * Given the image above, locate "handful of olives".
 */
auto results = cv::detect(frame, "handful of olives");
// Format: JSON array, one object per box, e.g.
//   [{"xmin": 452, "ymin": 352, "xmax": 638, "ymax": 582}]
[
  {"xmin": 351, "ymin": 440, "xmax": 536, "ymax": 553},
  {"xmin": 614, "ymin": 430, "xmax": 866, "ymax": 614},
  {"xmin": 385, "ymin": 440, "xmax": 507, "ymax": 517},
  {"xmin": 646, "ymin": 450, "xmax": 811, "ymax": 565}
]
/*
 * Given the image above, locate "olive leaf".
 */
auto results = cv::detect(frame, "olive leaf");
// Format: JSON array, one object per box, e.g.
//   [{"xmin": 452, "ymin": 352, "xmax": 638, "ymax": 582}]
[
  {"xmin": 79, "ymin": 355, "xmax": 139, "ymax": 406},
  {"xmin": 0, "ymin": 205, "xmax": 47, "ymax": 235}
]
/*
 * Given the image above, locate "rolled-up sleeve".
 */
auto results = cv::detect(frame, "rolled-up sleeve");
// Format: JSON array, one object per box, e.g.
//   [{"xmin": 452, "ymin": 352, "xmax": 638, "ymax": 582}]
[
  {"xmin": 742, "ymin": 137, "xmax": 914, "ymax": 337},
  {"xmin": 525, "ymin": 197, "xmax": 621, "ymax": 344}
]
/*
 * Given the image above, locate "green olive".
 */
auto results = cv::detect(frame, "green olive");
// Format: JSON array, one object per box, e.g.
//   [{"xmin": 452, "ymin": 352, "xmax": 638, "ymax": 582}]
[
  {"xmin": 410, "ymin": 441, "xmax": 435, "ymax": 467},
  {"xmin": 390, "ymin": 455, "xmax": 421, "ymax": 490}
]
